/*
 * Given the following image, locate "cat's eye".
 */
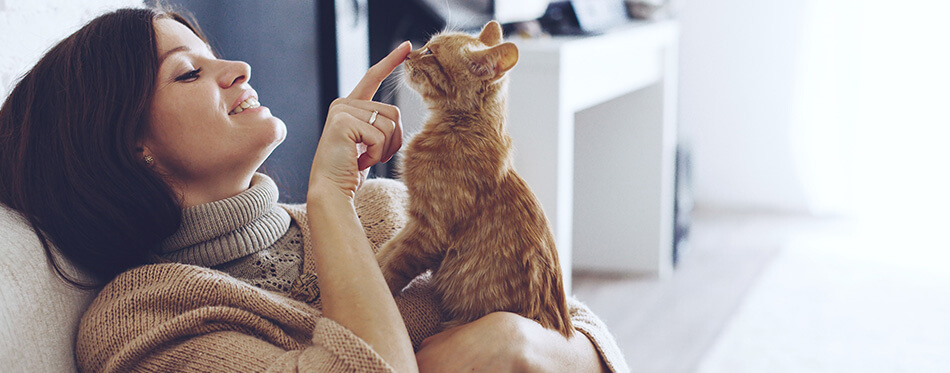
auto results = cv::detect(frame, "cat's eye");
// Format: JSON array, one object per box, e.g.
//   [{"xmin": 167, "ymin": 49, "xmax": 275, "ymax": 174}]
[{"xmin": 423, "ymin": 48, "xmax": 433, "ymax": 55}]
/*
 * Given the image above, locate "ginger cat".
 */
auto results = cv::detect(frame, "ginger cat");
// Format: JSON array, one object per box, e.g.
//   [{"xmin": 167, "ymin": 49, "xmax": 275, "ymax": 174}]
[{"xmin": 377, "ymin": 21, "xmax": 572, "ymax": 337}]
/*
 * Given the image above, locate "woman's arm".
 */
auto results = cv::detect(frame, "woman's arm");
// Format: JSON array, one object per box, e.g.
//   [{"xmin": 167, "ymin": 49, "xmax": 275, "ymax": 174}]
[
  {"xmin": 414, "ymin": 312, "xmax": 609, "ymax": 372},
  {"xmin": 306, "ymin": 41, "xmax": 417, "ymax": 373},
  {"xmin": 307, "ymin": 197, "xmax": 415, "ymax": 370}
]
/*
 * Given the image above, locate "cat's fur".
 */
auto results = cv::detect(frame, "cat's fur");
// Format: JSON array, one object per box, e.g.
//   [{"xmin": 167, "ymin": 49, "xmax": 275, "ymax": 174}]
[{"xmin": 377, "ymin": 21, "xmax": 572, "ymax": 337}]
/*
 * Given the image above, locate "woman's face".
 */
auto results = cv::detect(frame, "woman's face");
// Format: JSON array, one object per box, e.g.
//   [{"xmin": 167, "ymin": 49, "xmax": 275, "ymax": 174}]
[{"xmin": 144, "ymin": 18, "xmax": 286, "ymax": 206}]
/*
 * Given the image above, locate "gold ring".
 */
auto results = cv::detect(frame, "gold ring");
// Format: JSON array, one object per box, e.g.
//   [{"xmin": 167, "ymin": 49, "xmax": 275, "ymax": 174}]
[{"xmin": 368, "ymin": 110, "xmax": 379, "ymax": 125}]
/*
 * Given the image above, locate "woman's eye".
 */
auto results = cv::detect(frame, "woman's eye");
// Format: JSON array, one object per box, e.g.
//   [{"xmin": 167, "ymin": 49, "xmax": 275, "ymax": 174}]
[{"xmin": 175, "ymin": 68, "xmax": 202, "ymax": 82}]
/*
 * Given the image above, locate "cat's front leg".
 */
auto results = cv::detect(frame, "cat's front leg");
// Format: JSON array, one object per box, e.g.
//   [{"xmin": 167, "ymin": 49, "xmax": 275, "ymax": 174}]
[{"xmin": 377, "ymin": 223, "xmax": 442, "ymax": 296}]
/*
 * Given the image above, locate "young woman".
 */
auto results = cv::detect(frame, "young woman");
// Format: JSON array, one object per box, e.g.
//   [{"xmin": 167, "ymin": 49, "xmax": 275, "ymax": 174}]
[{"xmin": 0, "ymin": 7, "xmax": 627, "ymax": 372}]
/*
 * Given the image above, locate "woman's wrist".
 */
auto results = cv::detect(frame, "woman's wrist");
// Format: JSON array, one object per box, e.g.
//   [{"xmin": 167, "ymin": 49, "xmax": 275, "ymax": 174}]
[
  {"xmin": 521, "ymin": 321, "xmax": 607, "ymax": 373},
  {"xmin": 565, "ymin": 330, "xmax": 609, "ymax": 373},
  {"xmin": 307, "ymin": 176, "xmax": 364, "ymax": 211},
  {"xmin": 306, "ymin": 188, "xmax": 362, "ymax": 255},
  {"xmin": 307, "ymin": 179, "xmax": 353, "ymax": 203}
]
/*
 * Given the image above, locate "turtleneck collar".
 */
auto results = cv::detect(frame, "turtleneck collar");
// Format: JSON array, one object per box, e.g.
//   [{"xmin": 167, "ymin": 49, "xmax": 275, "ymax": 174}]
[{"xmin": 157, "ymin": 173, "xmax": 292, "ymax": 267}]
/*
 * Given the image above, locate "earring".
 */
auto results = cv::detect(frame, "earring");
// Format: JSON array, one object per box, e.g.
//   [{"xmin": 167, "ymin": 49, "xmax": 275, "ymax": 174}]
[{"xmin": 143, "ymin": 155, "xmax": 154, "ymax": 166}]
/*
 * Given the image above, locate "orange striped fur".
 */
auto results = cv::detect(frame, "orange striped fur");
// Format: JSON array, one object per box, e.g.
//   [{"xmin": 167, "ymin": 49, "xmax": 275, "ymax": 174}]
[{"xmin": 377, "ymin": 21, "xmax": 572, "ymax": 337}]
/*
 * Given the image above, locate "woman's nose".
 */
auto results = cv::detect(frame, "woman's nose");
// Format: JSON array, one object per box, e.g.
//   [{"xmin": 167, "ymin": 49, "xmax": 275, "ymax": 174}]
[{"xmin": 221, "ymin": 60, "xmax": 251, "ymax": 88}]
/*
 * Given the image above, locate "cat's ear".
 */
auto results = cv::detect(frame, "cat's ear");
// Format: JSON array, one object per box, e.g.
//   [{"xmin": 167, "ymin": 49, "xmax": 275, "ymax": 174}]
[
  {"xmin": 479, "ymin": 20, "xmax": 503, "ymax": 46},
  {"xmin": 471, "ymin": 42, "xmax": 519, "ymax": 79}
]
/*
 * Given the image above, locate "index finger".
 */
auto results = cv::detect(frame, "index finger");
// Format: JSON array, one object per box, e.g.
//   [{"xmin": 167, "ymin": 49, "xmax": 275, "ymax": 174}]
[{"xmin": 347, "ymin": 41, "xmax": 411, "ymax": 100}]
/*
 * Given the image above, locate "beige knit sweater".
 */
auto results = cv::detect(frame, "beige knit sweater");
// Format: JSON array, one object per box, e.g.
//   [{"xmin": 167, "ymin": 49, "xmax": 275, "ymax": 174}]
[{"xmin": 76, "ymin": 179, "xmax": 629, "ymax": 372}]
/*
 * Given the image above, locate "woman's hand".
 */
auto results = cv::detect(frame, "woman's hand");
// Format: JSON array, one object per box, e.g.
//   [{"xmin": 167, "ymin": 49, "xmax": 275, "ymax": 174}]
[
  {"xmin": 308, "ymin": 41, "xmax": 410, "ymax": 202},
  {"xmin": 416, "ymin": 312, "xmax": 608, "ymax": 373}
]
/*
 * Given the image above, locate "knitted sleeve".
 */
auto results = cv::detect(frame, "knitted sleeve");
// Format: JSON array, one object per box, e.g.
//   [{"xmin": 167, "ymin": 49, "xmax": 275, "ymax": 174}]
[
  {"xmin": 75, "ymin": 264, "xmax": 397, "ymax": 373},
  {"xmin": 353, "ymin": 178, "xmax": 409, "ymax": 254},
  {"xmin": 569, "ymin": 297, "xmax": 631, "ymax": 373}
]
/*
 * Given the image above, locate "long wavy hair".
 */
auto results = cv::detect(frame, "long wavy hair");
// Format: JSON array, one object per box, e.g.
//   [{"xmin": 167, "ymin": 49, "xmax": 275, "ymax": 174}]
[{"xmin": 0, "ymin": 8, "xmax": 208, "ymax": 287}]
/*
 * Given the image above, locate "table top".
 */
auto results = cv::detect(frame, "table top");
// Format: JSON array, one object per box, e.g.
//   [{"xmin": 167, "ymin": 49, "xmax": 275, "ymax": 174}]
[{"xmin": 509, "ymin": 20, "xmax": 678, "ymax": 52}]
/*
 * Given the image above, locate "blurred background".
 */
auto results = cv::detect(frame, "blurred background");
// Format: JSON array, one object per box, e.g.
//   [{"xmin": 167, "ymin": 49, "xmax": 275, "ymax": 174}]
[{"xmin": 2, "ymin": 0, "xmax": 949, "ymax": 371}]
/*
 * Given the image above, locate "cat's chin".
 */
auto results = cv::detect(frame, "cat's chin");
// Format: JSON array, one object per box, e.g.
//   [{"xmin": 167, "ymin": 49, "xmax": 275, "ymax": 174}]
[
  {"xmin": 407, "ymin": 83, "xmax": 439, "ymax": 103},
  {"xmin": 418, "ymin": 92, "xmax": 445, "ymax": 106}
]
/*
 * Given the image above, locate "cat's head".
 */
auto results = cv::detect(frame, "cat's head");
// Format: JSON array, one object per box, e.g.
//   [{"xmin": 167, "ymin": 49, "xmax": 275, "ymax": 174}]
[{"xmin": 404, "ymin": 20, "xmax": 519, "ymax": 107}]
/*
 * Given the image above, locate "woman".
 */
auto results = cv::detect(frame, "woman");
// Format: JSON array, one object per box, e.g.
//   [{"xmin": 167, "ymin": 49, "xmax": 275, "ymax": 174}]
[{"xmin": 0, "ymin": 7, "xmax": 627, "ymax": 372}]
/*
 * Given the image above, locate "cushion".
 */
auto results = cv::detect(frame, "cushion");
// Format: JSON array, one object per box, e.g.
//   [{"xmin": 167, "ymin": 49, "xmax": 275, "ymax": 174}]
[{"xmin": 0, "ymin": 204, "xmax": 96, "ymax": 372}]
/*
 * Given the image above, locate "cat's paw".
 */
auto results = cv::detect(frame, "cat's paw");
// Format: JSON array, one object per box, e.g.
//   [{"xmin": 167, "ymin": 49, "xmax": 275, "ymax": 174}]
[
  {"xmin": 375, "ymin": 244, "xmax": 392, "ymax": 266},
  {"xmin": 379, "ymin": 264, "xmax": 404, "ymax": 295},
  {"xmin": 385, "ymin": 273, "xmax": 408, "ymax": 296},
  {"xmin": 388, "ymin": 281, "xmax": 403, "ymax": 296}
]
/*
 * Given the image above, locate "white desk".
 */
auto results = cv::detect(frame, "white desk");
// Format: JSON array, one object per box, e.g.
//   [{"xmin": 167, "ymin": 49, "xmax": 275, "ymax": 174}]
[
  {"xmin": 394, "ymin": 21, "xmax": 679, "ymax": 291},
  {"xmin": 507, "ymin": 21, "xmax": 680, "ymax": 289}
]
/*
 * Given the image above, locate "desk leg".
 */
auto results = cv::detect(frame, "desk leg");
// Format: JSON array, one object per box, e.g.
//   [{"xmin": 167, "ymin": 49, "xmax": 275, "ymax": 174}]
[
  {"xmin": 573, "ymin": 81, "xmax": 676, "ymax": 277},
  {"xmin": 508, "ymin": 75, "xmax": 574, "ymax": 293}
]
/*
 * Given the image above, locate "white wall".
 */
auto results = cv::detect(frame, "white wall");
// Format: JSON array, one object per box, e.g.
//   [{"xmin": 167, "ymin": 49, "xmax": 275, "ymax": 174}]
[
  {"xmin": 678, "ymin": 0, "xmax": 810, "ymax": 213},
  {"xmin": 679, "ymin": 0, "xmax": 950, "ymax": 216},
  {"xmin": 0, "ymin": 0, "xmax": 143, "ymax": 101},
  {"xmin": 792, "ymin": 1, "xmax": 950, "ymax": 219}
]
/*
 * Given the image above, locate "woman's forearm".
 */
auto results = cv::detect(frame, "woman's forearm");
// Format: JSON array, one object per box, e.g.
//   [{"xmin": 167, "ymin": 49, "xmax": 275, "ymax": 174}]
[{"xmin": 307, "ymin": 191, "xmax": 417, "ymax": 372}]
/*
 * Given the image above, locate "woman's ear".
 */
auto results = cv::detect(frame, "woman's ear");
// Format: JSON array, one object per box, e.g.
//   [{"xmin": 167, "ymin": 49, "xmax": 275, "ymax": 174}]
[
  {"xmin": 478, "ymin": 20, "xmax": 503, "ymax": 46},
  {"xmin": 470, "ymin": 42, "xmax": 519, "ymax": 79},
  {"xmin": 136, "ymin": 143, "xmax": 156, "ymax": 166}
]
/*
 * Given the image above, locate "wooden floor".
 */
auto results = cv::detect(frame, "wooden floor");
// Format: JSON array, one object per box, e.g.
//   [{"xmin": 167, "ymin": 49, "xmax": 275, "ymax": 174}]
[{"xmin": 571, "ymin": 210, "xmax": 827, "ymax": 373}]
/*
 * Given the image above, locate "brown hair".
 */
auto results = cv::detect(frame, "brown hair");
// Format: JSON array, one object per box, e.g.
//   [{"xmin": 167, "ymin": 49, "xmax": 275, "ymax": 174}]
[{"xmin": 0, "ymin": 8, "xmax": 207, "ymax": 287}]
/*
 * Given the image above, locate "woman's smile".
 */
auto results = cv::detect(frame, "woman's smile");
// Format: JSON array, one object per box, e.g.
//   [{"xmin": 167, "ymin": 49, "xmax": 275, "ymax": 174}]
[{"xmin": 228, "ymin": 89, "xmax": 262, "ymax": 115}]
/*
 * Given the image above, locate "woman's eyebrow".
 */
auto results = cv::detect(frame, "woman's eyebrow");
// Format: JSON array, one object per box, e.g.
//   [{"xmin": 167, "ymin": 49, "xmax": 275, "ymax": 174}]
[{"xmin": 159, "ymin": 45, "xmax": 190, "ymax": 64}]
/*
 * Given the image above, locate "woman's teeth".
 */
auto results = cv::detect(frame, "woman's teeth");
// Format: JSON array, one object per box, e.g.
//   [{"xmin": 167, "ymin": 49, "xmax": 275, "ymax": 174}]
[{"xmin": 229, "ymin": 97, "xmax": 261, "ymax": 115}]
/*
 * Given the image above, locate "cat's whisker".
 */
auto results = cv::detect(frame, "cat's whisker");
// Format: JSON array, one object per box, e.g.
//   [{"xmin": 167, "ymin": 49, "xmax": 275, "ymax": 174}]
[
  {"xmin": 445, "ymin": 23, "xmax": 463, "ymax": 34},
  {"xmin": 442, "ymin": 0, "xmax": 453, "ymax": 28},
  {"xmin": 380, "ymin": 81, "xmax": 398, "ymax": 98},
  {"xmin": 380, "ymin": 82, "xmax": 400, "ymax": 103},
  {"xmin": 461, "ymin": 14, "xmax": 479, "ymax": 32},
  {"xmin": 380, "ymin": 67, "xmax": 408, "ymax": 102}
]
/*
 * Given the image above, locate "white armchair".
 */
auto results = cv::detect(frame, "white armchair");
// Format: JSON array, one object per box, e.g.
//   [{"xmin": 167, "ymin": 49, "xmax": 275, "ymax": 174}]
[{"xmin": 0, "ymin": 204, "xmax": 96, "ymax": 372}]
